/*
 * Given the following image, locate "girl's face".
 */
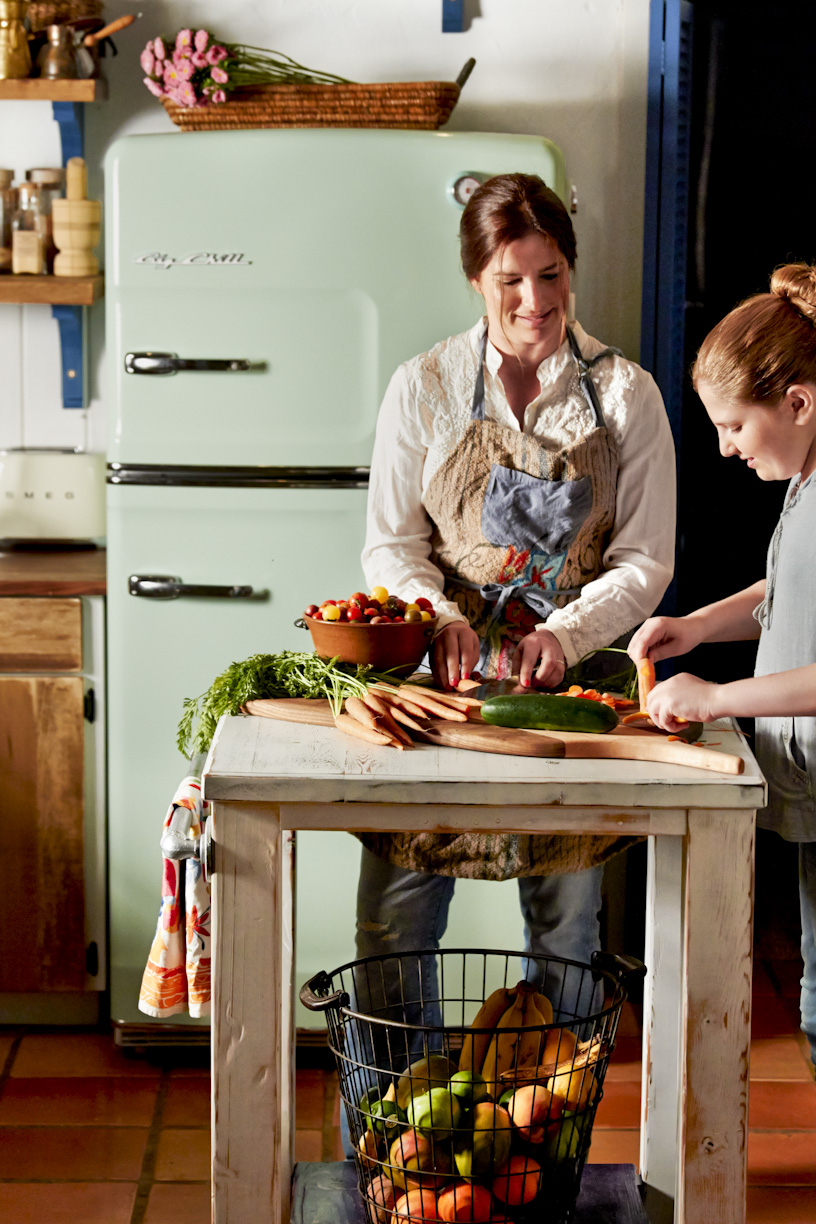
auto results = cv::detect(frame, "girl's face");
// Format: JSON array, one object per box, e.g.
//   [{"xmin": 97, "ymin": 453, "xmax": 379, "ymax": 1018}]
[
  {"xmin": 470, "ymin": 232, "xmax": 570, "ymax": 364},
  {"xmin": 698, "ymin": 381, "xmax": 816, "ymax": 482}
]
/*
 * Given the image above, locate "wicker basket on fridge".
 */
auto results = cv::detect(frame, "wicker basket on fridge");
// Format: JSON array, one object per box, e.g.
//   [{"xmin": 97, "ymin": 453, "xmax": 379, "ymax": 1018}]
[
  {"xmin": 160, "ymin": 58, "xmax": 475, "ymax": 132},
  {"xmin": 28, "ymin": 0, "xmax": 103, "ymax": 31}
]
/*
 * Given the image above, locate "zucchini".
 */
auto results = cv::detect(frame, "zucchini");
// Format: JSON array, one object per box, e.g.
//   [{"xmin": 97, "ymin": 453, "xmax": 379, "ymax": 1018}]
[{"xmin": 480, "ymin": 693, "xmax": 619, "ymax": 734}]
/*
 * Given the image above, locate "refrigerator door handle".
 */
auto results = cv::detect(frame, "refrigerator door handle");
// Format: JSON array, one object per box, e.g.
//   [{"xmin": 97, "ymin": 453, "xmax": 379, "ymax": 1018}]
[
  {"xmin": 124, "ymin": 352, "xmax": 266, "ymax": 375},
  {"xmin": 129, "ymin": 574, "xmax": 265, "ymax": 600}
]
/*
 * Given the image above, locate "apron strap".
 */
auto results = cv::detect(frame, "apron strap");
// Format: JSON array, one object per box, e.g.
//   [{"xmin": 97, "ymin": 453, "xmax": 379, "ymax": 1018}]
[
  {"xmin": 472, "ymin": 323, "xmax": 620, "ymax": 429},
  {"xmin": 470, "ymin": 326, "xmax": 490, "ymax": 421},
  {"xmin": 566, "ymin": 326, "xmax": 622, "ymax": 428}
]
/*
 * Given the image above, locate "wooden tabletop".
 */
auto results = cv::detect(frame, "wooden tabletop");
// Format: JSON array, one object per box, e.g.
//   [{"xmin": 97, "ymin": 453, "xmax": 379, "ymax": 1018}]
[
  {"xmin": 204, "ymin": 711, "xmax": 766, "ymax": 812},
  {"xmin": 0, "ymin": 547, "xmax": 106, "ymax": 596}
]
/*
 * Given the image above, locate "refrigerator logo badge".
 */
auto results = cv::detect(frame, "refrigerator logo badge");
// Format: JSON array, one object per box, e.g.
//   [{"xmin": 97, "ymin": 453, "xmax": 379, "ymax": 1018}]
[{"xmin": 134, "ymin": 252, "xmax": 252, "ymax": 270}]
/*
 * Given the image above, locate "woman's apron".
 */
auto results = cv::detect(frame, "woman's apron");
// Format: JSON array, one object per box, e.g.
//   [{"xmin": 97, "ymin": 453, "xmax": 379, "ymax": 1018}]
[{"xmin": 359, "ymin": 325, "xmax": 642, "ymax": 880}]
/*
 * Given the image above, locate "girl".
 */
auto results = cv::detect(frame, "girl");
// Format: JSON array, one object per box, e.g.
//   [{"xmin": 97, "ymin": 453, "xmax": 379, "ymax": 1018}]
[{"xmin": 629, "ymin": 262, "xmax": 816, "ymax": 1076}]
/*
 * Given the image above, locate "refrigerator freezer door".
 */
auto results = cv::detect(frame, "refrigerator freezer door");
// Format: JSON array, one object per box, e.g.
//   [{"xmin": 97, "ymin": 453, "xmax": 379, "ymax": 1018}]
[
  {"xmin": 106, "ymin": 482, "xmax": 368, "ymax": 1023},
  {"xmin": 106, "ymin": 129, "xmax": 567, "ymax": 468}
]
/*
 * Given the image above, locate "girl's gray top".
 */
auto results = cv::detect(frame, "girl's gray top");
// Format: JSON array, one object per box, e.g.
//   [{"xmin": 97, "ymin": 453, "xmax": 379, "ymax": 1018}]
[{"xmin": 754, "ymin": 472, "xmax": 816, "ymax": 841}]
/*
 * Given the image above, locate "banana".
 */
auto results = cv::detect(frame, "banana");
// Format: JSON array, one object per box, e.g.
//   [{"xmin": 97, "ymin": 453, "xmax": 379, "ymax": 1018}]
[
  {"xmin": 480, "ymin": 986, "xmax": 527, "ymax": 1091},
  {"xmin": 516, "ymin": 987, "xmax": 550, "ymax": 1070},
  {"xmin": 458, "ymin": 984, "xmax": 517, "ymax": 1075}
]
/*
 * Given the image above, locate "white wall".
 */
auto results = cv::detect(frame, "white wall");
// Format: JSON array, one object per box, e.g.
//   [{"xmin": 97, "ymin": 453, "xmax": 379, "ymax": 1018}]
[{"xmin": 0, "ymin": 0, "xmax": 651, "ymax": 454}]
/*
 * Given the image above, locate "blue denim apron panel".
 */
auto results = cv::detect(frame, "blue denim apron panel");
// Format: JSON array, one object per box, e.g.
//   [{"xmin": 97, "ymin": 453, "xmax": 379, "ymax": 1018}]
[{"xmin": 482, "ymin": 463, "xmax": 593, "ymax": 554}]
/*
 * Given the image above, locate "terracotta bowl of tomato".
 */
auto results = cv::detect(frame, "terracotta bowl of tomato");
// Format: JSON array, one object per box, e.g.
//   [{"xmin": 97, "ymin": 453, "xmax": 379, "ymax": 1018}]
[{"xmin": 302, "ymin": 614, "xmax": 436, "ymax": 672}]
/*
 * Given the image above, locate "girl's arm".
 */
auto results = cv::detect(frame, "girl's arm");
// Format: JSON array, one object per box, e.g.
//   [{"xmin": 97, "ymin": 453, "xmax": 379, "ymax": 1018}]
[
  {"xmin": 647, "ymin": 663, "xmax": 816, "ymax": 730},
  {"xmin": 629, "ymin": 578, "xmax": 766, "ymax": 664}
]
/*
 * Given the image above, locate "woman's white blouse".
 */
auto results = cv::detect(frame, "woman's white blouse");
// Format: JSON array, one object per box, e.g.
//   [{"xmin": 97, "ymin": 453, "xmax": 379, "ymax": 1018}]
[{"xmin": 362, "ymin": 319, "xmax": 676, "ymax": 667}]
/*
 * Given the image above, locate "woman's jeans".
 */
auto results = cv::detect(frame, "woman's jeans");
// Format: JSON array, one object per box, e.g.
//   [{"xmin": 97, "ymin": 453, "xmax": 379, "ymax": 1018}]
[
  {"xmin": 800, "ymin": 842, "xmax": 816, "ymax": 1071},
  {"xmin": 340, "ymin": 848, "xmax": 604, "ymax": 1155}
]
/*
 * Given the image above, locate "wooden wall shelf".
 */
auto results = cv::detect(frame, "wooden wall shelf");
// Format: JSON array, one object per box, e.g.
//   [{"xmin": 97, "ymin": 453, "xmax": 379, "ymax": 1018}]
[
  {"xmin": 0, "ymin": 79, "xmax": 107, "ymax": 102},
  {"xmin": 0, "ymin": 275, "xmax": 103, "ymax": 306}
]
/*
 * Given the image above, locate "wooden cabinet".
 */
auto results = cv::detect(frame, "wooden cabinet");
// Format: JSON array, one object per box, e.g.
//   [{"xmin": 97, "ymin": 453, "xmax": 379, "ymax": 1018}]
[{"xmin": 0, "ymin": 580, "xmax": 106, "ymax": 1021}]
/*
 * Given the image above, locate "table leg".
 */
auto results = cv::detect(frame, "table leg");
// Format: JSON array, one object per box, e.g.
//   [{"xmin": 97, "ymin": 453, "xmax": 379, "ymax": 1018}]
[
  {"xmin": 681, "ymin": 808, "xmax": 754, "ymax": 1224},
  {"xmin": 211, "ymin": 801, "xmax": 293, "ymax": 1224},
  {"xmin": 641, "ymin": 834, "xmax": 685, "ymax": 1222}
]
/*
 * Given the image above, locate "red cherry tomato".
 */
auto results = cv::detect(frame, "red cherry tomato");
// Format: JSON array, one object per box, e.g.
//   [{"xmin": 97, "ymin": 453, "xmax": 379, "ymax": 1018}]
[
  {"xmin": 349, "ymin": 591, "xmax": 368, "ymax": 605},
  {"xmin": 312, "ymin": 610, "xmax": 323, "ymax": 620},
  {"xmin": 392, "ymin": 615, "xmax": 405, "ymax": 623},
  {"xmin": 304, "ymin": 604, "xmax": 319, "ymax": 617},
  {"xmin": 370, "ymin": 616, "xmax": 386, "ymax": 624},
  {"xmin": 364, "ymin": 606, "xmax": 380, "ymax": 619},
  {"xmin": 415, "ymin": 597, "xmax": 434, "ymax": 612},
  {"xmin": 347, "ymin": 605, "xmax": 363, "ymax": 621},
  {"xmin": 321, "ymin": 599, "xmax": 336, "ymax": 607}
]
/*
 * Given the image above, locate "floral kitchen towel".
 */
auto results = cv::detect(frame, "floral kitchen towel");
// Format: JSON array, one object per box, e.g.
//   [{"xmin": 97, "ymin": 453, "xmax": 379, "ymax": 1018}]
[{"xmin": 139, "ymin": 759, "xmax": 211, "ymax": 1018}]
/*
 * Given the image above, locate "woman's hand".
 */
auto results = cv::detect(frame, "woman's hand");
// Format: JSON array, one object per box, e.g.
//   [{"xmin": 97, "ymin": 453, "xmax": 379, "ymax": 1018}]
[
  {"xmin": 512, "ymin": 628, "xmax": 567, "ymax": 689},
  {"xmin": 646, "ymin": 673, "xmax": 722, "ymax": 731},
  {"xmin": 431, "ymin": 622, "xmax": 481, "ymax": 691},
  {"xmin": 628, "ymin": 615, "xmax": 705, "ymax": 666}
]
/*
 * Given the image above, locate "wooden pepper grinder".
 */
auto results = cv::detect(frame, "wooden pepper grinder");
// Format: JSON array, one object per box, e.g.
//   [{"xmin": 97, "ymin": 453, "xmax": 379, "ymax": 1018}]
[{"xmin": 51, "ymin": 157, "xmax": 102, "ymax": 276}]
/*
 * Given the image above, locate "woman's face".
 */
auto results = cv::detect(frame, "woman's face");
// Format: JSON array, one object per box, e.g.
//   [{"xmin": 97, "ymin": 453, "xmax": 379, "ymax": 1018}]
[
  {"xmin": 470, "ymin": 232, "xmax": 571, "ymax": 363},
  {"xmin": 698, "ymin": 380, "xmax": 816, "ymax": 481}
]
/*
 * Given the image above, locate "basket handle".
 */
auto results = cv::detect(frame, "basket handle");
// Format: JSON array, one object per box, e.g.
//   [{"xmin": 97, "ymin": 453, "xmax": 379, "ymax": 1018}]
[
  {"xmin": 299, "ymin": 970, "xmax": 350, "ymax": 1013},
  {"xmin": 591, "ymin": 950, "xmax": 647, "ymax": 986},
  {"xmin": 456, "ymin": 58, "xmax": 476, "ymax": 91}
]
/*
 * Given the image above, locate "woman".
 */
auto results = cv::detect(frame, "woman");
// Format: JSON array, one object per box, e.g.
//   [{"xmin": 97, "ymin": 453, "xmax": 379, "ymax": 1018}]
[{"xmin": 356, "ymin": 174, "xmax": 675, "ymax": 1019}]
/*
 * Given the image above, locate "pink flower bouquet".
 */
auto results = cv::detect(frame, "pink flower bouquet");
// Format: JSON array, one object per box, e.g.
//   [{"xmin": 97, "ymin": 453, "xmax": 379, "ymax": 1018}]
[{"xmin": 141, "ymin": 27, "xmax": 352, "ymax": 109}]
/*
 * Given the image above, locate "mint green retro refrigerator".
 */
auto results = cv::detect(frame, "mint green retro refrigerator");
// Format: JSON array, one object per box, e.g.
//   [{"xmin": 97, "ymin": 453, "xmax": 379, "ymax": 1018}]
[{"xmin": 105, "ymin": 129, "xmax": 568, "ymax": 1040}]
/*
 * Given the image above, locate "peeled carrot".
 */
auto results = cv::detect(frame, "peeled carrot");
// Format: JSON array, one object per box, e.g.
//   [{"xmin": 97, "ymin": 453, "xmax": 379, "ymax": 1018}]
[
  {"xmin": 396, "ymin": 684, "xmax": 472, "ymax": 714},
  {"xmin": 345, "ymin": 696, "xmax": 382, "ymax": 732},
  {"xmin": 388, "ymin": 706, "xmax": 428, "ymax": 733},
  {"xmin": 334, "ymin": 713, "xmax": 393, "ymax": 746},
  {"xmin": 381, "ymin": 687, "xmax": 467, "ymax": 721},
  {"xmin": 362, "ymin": 693, "xmax": 413, "ymax": 747},
  {"xmin": 637, "ymin": 657, "xmax": 656, "ymax": 710}
]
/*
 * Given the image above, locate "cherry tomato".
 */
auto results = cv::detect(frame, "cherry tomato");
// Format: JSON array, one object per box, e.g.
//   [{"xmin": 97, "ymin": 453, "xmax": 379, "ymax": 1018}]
[
  {"xmin": 404, "ymin": 608, "xmax": 422, "ymax": 623},
  {"xmin": 370, "ymin": 585, "xmax": 389, "ymax": 603},
  {"xmin": 364, "ymin": 606, "xmax": 380, "ymax": 619},
  {"xmin": 419, "ymin": 611, "xmax": 433, "ymax": 622},
  {"xmin": 347, "ymin": 605, "xmax": 363, "ymax": 621},
  {"xmin": 370, "ymin": 615, "xmax": 386, "ymax": 624},
  {"xmin": 312, "ymin": 610, "xmax": 323, "ymax": 620},
  {"xmin": 349, "ymin": 591, "xmax": 368, "ymax": 606},
  {"xmin": 322, "ymin": 605, "xmax": 341, "ymax": 621},
  {"xmin": 304, "ymin": 604, "xmax": 319, "ymax": 617},
  {"xmin": 392, "ymin": 615, "xmax": 405, "ymax": 623},
  {"xmin": 415, "ymin": 597, "xmax": 434, "ymax": 612},
  {"xmin": 405, "ymin": 602, "xmax": 420, "ymax": 615},
  {"xmin": 321, "ymin": 599, "xmax": 337, "ymax": 607}
]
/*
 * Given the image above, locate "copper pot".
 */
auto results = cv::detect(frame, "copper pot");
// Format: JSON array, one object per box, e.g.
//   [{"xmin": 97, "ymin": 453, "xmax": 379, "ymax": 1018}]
[{"xmin": 0, "ymin": 1, "xmax": 32, "ymax": 80}]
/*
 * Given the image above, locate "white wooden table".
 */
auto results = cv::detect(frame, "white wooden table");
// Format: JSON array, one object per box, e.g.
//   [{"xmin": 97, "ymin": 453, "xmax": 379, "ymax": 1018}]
[{"xmin": 203, "ymin": 714, "xmax": 766, "ymax": 1224}]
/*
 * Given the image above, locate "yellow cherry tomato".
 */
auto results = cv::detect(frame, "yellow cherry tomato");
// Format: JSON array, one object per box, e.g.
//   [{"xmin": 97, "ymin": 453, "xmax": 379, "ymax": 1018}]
[
  {"xmin": 322, "ymin": 604, "xmax": 342, "ymax": 621},
  {"xmin": 370, "ymin": 585, "xmax": 389, "ymax": 603},
  {"xmin": 419, "ymin": 611, "xmax": 433, "ymax": 622},
  {"xmin": 405, "ymin": 602, "xmax": 420, "ymax": 614}
]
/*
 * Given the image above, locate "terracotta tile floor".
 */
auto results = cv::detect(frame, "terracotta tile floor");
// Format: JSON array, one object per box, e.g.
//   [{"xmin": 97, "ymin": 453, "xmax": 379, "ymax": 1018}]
[{"xmin": 0, "ymin": 957, "xmax": 814, "ymax": 1224}]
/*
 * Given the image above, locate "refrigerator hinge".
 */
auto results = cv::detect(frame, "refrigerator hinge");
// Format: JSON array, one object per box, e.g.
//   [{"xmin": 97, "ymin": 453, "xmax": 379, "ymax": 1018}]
[{"xmin": 83, "ymin": 687, "xmax": 96, "ymax": 723}]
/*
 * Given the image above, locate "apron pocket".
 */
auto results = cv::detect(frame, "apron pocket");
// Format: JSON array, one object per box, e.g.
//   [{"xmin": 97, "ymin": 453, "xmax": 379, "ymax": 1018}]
[{"xmin": 481, "ymin": 464, "xmax": 593, "ymax": 554}]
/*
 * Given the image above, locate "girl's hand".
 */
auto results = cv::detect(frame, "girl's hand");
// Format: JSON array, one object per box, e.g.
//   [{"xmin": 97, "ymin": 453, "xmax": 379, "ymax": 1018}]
[
  {"xmin": 628, "ymin": 615, "xmax": 705, "ymax": 666},
  {"xmin": 512, "ymin": 628, "xmax": 567, "ymax": 689},
  {"xmin": 431, "ymin": 622, "xmax": 481, "ymax": 691},
  {"xmin": 646, "ymin": 673, "xmax": 721, "ymax": 731}
]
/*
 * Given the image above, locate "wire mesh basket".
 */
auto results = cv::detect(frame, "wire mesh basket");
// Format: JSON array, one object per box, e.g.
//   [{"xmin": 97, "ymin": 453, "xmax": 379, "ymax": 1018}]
[{"xmin": 301, "ymin": 947, "xmax": 645, "ymax": 1224}]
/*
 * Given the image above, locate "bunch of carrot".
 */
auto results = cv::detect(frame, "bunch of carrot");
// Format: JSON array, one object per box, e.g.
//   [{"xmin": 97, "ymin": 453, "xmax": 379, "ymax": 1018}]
[{"xmin": 334, "ymin": 682, "xmax": 475, "ymax": 749}]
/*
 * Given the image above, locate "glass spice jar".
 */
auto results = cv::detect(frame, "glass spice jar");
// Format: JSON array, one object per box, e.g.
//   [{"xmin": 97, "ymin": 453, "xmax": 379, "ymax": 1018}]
[
  {"xmin": 0, "ymin": 167, "xmax": 15, "ymax": 272},
  {"xmin": 25, "ymin": 167, "xmax": 65, "ymax": 270},
  {"xmin": 11, "ymin": 181, "xmax": 47, "ymax": 274}
]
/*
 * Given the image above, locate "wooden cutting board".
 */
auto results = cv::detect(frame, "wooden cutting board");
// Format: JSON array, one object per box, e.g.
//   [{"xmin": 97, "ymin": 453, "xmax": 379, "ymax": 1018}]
[{"xmin": 242, "ymin": 697, "xmax": 743, "ymax": 773}]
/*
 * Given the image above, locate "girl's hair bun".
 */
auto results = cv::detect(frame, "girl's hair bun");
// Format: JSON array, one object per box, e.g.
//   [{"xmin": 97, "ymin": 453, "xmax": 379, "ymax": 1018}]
[{"xmin": 770, "ymin": 262, "xmax": 816, "ymax": 325}]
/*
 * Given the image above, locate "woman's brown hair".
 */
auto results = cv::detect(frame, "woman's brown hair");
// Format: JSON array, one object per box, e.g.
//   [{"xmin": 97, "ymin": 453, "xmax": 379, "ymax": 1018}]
[
  {"xmin": 459, "ymin": 173, "xmax": 576, "ymax": 280},
  {"xmin": 692, "ymin": 263, "xmax": 816, "ymax": 405}
]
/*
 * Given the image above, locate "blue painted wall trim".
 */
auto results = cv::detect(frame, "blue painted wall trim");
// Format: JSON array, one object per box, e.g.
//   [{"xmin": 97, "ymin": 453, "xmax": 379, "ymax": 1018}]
[
  {"xmin": 51, "ymin": 305, "xmax": 86, "ymax": 408},
  {"xmin": 442, "ymin": 0, "xmax": 464, "ymax": 33}
]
